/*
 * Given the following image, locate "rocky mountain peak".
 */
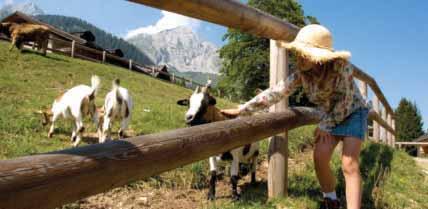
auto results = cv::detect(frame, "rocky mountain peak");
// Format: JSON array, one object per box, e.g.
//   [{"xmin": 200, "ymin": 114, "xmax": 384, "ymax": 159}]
[{"xmin": 126, "ymin": 26, "xmax": 221, "ymax": 74}]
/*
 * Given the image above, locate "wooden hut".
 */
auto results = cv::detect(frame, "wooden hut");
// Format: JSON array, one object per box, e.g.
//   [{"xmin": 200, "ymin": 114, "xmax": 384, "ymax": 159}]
[
  {"xmin": 1, "ymin": 11, "xmax": 86, "ymax": 53},
  {"xmin": 415, "ymin": 135, "xmax": 428, "ymax": 156},
  {"xmin": 152, "ymin": 65, "xmax": 171, "ymax": 81}
]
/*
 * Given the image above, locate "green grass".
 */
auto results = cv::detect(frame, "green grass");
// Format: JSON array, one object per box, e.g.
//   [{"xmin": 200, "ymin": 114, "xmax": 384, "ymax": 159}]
[
  {"xmin": 0, "ymin": 41, "xmax": 235, "ymax": 158},
  {"xmin": 218, "ymin": 142, "xmax": 428, "ymax": 209},
  {"xmin": 1, "ymin": 41, "xmax": 428, "ymax": 209}
]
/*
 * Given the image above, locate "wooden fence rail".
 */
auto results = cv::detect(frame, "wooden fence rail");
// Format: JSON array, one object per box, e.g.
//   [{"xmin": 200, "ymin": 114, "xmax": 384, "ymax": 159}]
[{"xmin": 0, "ymin": 108, "xmax": 321, "ymax": 209}]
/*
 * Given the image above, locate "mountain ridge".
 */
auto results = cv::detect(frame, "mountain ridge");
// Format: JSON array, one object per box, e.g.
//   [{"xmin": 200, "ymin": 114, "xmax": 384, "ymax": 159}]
[{"xmin": 126, "ymin": 26, "xmax": 221, "ymax": 75}]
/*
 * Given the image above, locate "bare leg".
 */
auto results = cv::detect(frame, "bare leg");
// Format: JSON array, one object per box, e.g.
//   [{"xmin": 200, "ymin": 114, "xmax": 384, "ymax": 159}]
[
  {"xmin": 313, "ymin": 129, "xmax": 340, "ymax": 193},
  {"xmin": 342, "ymin": 137, "xmax": 362, "ymax": 209}
]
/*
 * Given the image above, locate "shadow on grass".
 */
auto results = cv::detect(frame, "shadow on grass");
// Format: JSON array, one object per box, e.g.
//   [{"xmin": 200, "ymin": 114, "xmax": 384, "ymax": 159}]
[
  {"xmin": 336, "ymin": 143, "xmax": 393, "ymax": 209},
  {"xmin": 20, "ymin": 49, "xmax": 69, "ymax": 62},
  {"xmin": 239, "ymin": 181, "xmax": 268, "ymax": 204}
]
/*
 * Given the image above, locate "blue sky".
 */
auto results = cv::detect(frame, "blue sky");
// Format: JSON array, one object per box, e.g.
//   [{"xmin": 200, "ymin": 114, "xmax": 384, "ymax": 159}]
[{"xmin": 3, "ymin": 0, "xmax": 428, "ymax": 129}]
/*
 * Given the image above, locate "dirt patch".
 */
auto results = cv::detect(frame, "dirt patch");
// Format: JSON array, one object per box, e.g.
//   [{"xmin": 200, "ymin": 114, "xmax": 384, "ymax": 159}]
[{"xmin": 74, "ymin": 152, "xmax": 313, "ymax": 209}]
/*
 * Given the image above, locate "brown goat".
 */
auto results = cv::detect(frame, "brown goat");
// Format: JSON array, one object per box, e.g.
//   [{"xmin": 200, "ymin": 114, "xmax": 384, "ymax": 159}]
[{"xmin": 0, "ymin": 22, "xmax": 50, "ymax": 55}]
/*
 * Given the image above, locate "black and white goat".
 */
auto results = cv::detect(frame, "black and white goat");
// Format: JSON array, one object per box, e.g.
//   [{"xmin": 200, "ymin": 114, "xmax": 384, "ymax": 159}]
[
  {"xmin": 177, "ymin": 84, "xmax": 259, "ymax": 201},
  {"xmin": 43, "ymin": 75, "xmax": 101, "ymax": 147},
  {"xmin": 98, "ymin": 79, "xmax": 133, "ymax": 143}
]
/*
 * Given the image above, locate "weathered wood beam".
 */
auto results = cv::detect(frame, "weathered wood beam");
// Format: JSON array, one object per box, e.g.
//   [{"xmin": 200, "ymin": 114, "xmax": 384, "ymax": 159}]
[
  {"xmin": 268, "ymin": 40, "xmax": 289, "ymax": 198},
  {"xmin": 368, "ymin": 109, "xmax": 395, "ymax": 135},
  {"xmin": 395, "ymin": 142, "xmax": 428, "ymax": 146},
  {"xmin": 372, "ymin": 95, "xmax": 380, "ymax": 141},
  {"xmin": 0, "ymin": 107, "xmax": 321, "ymax": 209},
  {"xmin": 127, "ymin": 0, "xmax": 299, "ymax": 41},
  {"xmin": 352, "ymin": 66, "xmax": 394, "ymax": 116}
]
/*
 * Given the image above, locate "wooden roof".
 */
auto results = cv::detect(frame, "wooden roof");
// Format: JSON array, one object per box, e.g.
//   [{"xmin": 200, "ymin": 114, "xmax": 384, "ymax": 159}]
[
  {"xmin": 415, "ymin": 135, "xmax": 428, "ymax": 142},
  {"xmin": 1, "ymin": 11, "xmax": 86, "ymax": 44}
]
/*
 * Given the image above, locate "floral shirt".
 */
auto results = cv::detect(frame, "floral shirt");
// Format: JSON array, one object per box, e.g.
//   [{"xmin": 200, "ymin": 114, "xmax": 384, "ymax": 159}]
[{"xmin": 239, "ymin": 62, "xmax": 367, "ymax": 132}]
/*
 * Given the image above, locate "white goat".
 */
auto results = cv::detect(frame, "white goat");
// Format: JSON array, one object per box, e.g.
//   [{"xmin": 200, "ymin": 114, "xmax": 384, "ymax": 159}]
[
  {"xmin": 177, "ymin": 84, "xmax": 259, "ymax": 201},
  {"xmin": 98, "ymin": 79, "xmax": 133, "ymax": 143},
  {"xmin": 46, "ymin": 75, "xmax": 101, "ymax": 147}
]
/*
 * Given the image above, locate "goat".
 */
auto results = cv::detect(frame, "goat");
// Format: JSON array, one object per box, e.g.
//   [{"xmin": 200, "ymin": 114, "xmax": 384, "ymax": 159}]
[
  {"xmin": 42, "ymin": 75, "xmax": 101, "ymax": 147},
  {"xmin": 177, "ymin": 84, "xmax": 259, "ymax": 201},
  {"xmin": 98, "ymin": 79, "xmax": 133, "ymax": 143},
  {"xmin": 0, "ymin": 22, "xmax": 50, "ymax": 55}
]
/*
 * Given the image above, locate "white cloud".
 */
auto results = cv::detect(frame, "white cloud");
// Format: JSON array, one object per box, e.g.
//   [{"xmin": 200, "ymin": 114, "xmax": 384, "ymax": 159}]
[
  {"xmin": 4, "ymin": 0, "xmax": 14, "ymax": 5},
  {"xmin": 125, "ymin": 10, "xmax": 201, "ymax": 39}
]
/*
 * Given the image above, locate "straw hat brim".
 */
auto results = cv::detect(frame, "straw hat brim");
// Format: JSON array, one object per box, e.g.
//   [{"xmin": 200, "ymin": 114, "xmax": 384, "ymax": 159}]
[{"xmin": 283, "ymin": 42, "xmax": 351, "ymax": 64}]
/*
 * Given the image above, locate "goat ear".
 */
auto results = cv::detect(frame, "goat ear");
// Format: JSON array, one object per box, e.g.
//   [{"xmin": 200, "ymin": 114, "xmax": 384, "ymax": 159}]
[
  {"xmin": 88, "ymin": 90, "xmax": 96, "ymax": 101},
  {"xmin": 208, "ymin": 96, "xmax": 216, "ymax": 106},
  {"xmin": 177, "ymin": 99, "xmax": 189, "ymax": 106}
]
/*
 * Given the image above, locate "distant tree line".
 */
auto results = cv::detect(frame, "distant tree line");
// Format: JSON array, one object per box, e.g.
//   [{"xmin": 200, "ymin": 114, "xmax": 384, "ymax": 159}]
[{"xmin": 35, "ymin": 14, "xmax": 154, "ymax": 65}]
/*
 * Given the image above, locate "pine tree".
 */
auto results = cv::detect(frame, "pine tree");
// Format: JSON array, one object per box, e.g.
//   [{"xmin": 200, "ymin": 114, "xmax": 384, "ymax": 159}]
[
  {"xmin": 35, "ymin": 14, "xmax": 154, "ymax": 65},
  {"xmin": 218, "ymin": 0, "xmax": 318, "ymax": 102},
  {"xmin": 395, "ymin": 98, "xmax": 424, "ymax": 141}
]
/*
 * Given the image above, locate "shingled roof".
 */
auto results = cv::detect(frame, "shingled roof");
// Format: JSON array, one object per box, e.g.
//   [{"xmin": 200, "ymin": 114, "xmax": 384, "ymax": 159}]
[
  {"xmin": 414, "ymin": 134, "xmax": 428, "ymax": 142},
  {"xmin": 1, "ymin": 11, "xmax": 86, "ymax": 44}
]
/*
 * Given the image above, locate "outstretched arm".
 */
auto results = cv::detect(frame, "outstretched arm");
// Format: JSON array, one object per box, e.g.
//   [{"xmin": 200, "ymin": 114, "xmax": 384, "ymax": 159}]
[{"xmin": 221, "ymin": 73, "xmax": 301, "ymax": 116}]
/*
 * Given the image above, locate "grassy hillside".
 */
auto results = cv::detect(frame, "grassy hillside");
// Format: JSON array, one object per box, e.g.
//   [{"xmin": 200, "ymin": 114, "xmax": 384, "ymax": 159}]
[
  {"xmin": 0, "ymin": 40, "xmax": 234, "ymax": 158},
  {"xmin": 1, "ymin": 41, "xmax": 427, "ymax": 209}
]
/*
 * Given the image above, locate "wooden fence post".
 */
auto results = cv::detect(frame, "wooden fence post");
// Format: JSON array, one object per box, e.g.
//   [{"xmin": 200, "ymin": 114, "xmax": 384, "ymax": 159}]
[
  {"xmin": 102, "ymin": 51, "xmax": 106, "ymax": 63},
  {"xmin": 129, "ymin": 59, "xmax": 133, "ymax": 70},
  {"xmin": 381, "ymin": 107, "xmax": 387, "ymax": 143},
  {"xmin": 387, "ymin": 114, "xmax": 392, "ymax": 146},
  {"xmin": 373, "ymin": 96, "xmax": 380, "ymax": 142},
  {"xmin": 172, "ymin": 73, "xmax": 175, "ymax": 83},
  {"xmin": 392, "ymin": 119, "xmax": 396, "ymax": 146},
  {"xmin": 71, "ymin": 40, "xmax": 75, "ymax": 58},
  {"xmin": 359, "ymin": 80, "xmax": 368, "ymax": 140},
  {"xmin": 268, "ymin": 39, "xmax": 288, "ymax": 198},
  {"xmin": 190, "ymin": 78, "xmax": 193, "ymax": 89}
]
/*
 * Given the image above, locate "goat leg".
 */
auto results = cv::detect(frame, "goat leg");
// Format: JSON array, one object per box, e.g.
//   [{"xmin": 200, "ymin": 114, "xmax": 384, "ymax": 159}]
[
  {"xmin": 231, "ymin": 175, "xmax": 240, "ymax": 201},
  {"xmin": 207, "ymin": 170, "xmax": 217, "ymax": 200}
]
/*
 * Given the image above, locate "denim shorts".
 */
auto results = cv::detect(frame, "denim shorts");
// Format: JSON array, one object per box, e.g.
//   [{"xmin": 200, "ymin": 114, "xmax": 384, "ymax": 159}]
[{"xmin": 329, "ymin": 108, "xmax": 369, "ymax": 140}]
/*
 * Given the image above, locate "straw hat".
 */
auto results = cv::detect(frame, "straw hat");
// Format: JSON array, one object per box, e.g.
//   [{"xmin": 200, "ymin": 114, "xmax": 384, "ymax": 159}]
[{"xmin": 281, "ymin": 24, "xmax": 351, "ymax": 63}]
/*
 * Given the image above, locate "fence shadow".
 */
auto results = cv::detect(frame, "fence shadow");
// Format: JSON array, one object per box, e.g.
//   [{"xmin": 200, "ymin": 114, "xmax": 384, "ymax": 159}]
[{"xmin": 239, "ymin": 180, "xmax": 269, "ymax": 203}]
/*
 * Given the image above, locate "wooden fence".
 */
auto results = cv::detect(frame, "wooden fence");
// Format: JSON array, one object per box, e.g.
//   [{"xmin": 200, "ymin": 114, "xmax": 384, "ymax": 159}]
[
  {"xmin": 48, "ymin": 37, "xmax": 205, "ymax": 89},
  {"xmin": 0, "ymin": 0, "xmax": 397, "ymax": 208},
  {"xmin": 0, "ymin": 35, "xmax": 204, "ymax": 90}
]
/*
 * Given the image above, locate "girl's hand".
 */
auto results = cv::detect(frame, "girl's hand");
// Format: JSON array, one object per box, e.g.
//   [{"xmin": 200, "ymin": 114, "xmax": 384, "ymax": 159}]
[{"xmin": 220, "ymin": 108, "xmax": 241, "ymax": 117}]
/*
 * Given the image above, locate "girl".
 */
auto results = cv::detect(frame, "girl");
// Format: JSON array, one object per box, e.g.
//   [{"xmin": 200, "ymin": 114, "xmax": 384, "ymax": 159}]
[{"xmin": 221, "ymin": 24, "xmax": 368, "ymax": 209}]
